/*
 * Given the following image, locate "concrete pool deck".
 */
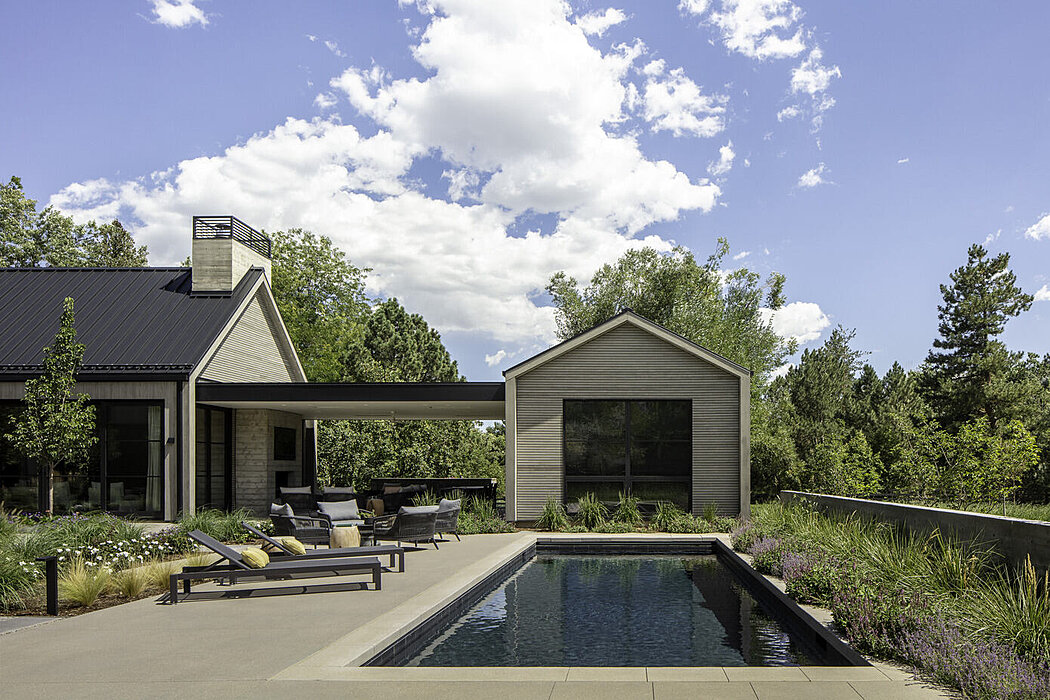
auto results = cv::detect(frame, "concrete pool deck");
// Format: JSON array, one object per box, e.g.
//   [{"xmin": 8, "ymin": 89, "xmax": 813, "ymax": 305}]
[{"xmin": 0, "ymin": 531, "xmax": 953, "ymax": 699}]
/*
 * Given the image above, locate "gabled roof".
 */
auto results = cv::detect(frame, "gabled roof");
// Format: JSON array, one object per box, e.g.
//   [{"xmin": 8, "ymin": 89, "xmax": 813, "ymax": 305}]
[
  {"xmin": 503, "ymin": 309, "xmax": 751, "ymax": 380},
  {"xmin": 0, "ymin": 267, "xmax": 263, "ymax": 378}
]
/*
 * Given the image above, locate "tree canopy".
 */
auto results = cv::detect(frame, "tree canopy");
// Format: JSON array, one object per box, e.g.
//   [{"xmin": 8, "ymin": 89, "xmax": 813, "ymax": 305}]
[
  {"xmin": 547, "ymin": 240, "xmax": 795, "ymax": 393},
  {"xmin": 1, "ymin": 176, "xmax": 148, "ymax": 267}
]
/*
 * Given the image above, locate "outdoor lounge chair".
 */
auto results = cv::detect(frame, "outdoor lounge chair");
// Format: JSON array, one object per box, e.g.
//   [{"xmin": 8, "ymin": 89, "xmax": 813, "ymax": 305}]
[
  {"xmin": 372, "ymin": 505, "xmax": 439, "ymax": 549},
  {"xmin": 435, "ymin": 498, "xmax": 461, "ymax": 542},
  {"xmin": 169, "ymin": 530, "xmax": 381, "ymax": 604},
  {"xmin": 241, "ymin": 522, "xmax": 405, "ymax": 572},
  {"xmin": 270, "ymin": 503, "xmax": 331, "ymax": 546}
]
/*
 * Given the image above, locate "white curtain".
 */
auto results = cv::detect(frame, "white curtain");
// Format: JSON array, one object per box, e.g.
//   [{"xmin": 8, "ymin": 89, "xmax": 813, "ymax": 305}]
[{"xmin": 146, "ymin": 405, "xmax": 163, "ymax": 514}]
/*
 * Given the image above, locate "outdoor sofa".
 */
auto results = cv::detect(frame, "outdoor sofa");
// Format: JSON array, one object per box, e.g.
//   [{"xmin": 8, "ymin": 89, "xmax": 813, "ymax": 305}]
[
  {"xmin": 373, "ymin": 505, "xmax": 440, "ymax": 549},
  {"xmin": 169, "ymin": 530, "xmax": 381, "ymax": 604},
  {"xmin": 241, "ymin": 522, "xmax": 405, "ymax": 572}
]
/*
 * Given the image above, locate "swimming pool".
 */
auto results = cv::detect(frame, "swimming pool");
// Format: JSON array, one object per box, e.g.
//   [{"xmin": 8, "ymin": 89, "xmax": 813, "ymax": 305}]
[{"xmin": 400, "ymin": 554, "xmax": 824, "ymax": 667}]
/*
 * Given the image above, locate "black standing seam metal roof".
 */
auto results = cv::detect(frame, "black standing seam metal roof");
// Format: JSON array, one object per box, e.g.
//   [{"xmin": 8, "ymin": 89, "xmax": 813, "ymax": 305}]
[{"xmin": 0, "ymin": 267, "xmax": 263, "ymax": 377}]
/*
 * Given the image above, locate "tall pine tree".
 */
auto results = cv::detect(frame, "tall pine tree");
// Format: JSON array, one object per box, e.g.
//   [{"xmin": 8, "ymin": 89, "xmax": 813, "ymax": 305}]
[{"xmin": 924, "ymin": 244, "xmax": 1032, "ymax": 430}]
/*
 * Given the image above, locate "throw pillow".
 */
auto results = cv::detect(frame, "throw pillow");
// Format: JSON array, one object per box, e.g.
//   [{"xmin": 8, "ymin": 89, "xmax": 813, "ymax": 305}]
[
  {"xmin": 270, "ymin": 502, "xmax": 294, "ymax": 517},
  {"xmin": 398, "ymin": 505, "xmax": 440, "ymax": 516},
  {"xmin": 383, "ymin": 485, "xmax": 402, "ymax": 495},
  {"xmin": 318, "ymin": 499, "xmax": 360, "ymax": 521},
  {"xmin": 437, "ymin": 498, "xmax": 461, "ymax": 513},
  {"xmin": 277, "ymin": 536, "xmax": 307, "ymax": 555},
  {"xmin": 241, "ymin": 547, "xmax": 270, "ymax": 569}
]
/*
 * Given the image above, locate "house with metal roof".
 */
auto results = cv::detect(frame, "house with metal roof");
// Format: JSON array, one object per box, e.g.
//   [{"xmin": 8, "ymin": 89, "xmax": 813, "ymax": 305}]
[{"xmin": 0, "ymin": 217, "xmax": 750, "ymax": 521}]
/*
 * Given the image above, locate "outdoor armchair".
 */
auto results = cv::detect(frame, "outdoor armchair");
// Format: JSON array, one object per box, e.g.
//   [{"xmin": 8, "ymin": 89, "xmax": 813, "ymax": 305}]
[
  {"xmin": 241, "ymin": 522, "xmax": 405, "ymax": 572},
  {"xmin": 435, "ymin": 498, "xmax": 462, "ymax": 542},
  {"xmin": 372, "ymin": 505, "xmax": 440, "ymax": 549},
  {"xmin": 169, "ymin": 530, "xmax": 380, "ymax": 604},
  {"xmin": 269, "ymin": 503, "xmax": 330, "ymax": 546}
]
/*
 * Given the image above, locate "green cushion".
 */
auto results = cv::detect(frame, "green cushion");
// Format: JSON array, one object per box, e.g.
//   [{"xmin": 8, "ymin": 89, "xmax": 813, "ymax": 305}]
[{"xmin": 241, "ymin": 547, "xmax": 270, "ymax": 569}]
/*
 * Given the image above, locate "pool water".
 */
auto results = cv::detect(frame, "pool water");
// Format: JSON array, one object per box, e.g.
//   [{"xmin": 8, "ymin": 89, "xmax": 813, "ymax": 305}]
[{"xmin": 405, "ymin": 555, "xmax": 821, "ymax": 667}]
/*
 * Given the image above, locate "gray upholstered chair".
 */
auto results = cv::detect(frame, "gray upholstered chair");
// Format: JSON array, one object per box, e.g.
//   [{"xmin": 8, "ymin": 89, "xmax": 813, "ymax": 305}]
[
  {"xmin": 373, "ymin": 505, "xmax": 439, "ymax": 549},
  {"xmin": 317, "ymin": 499, "xmax": 365, "ymax": 527},
  {"xmin": 435, "ymin": 498, "xmax": 461, "ymax": 541},
  {"xmin": 269, "ymin": 503, "xmax": 331, "ymax": 546}
]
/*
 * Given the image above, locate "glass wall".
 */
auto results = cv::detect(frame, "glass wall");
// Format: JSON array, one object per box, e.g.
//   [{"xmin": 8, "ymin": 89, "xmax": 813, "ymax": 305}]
[
  {"xmin": 0, "ymin": 402, "xmax": 38, "ymax": 512},
  {"xmin": 0, "ymin": 400, "xmax": 164, "ymax": 517},
  {"xmin": 564, "ymin": 399, "xmax": 691, "ymax": 509},
  {"xmin": 195, "ymin": 406, "xmax": 231, "ymax": 510}
]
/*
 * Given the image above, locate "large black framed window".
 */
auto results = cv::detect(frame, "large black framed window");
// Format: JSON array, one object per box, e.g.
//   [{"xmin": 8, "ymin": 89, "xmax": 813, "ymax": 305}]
[
  {"xmin": 564, "ymin": 399, "xmax": 691, "ymax": 510},
  {"xmin": 196, "ymin": 406, "xmax": 232, "ymax": 511}
]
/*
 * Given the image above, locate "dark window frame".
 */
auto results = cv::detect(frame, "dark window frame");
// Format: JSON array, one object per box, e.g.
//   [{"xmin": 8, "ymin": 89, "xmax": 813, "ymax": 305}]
[
  {"xmin": 562, "ymin": 399, "xmax": 692, "ymax": 509},
  {"xmin": 196, "ymin": 405, "xmax": 233, "ymax": 511}
]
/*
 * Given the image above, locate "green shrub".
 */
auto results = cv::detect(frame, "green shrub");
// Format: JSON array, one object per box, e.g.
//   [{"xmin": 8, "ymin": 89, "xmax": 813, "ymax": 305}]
[
  {"xmin": 176, "ymin": 508, "xmax": 255, "ymax": 544},
  {"xmin": 701, "ymin": 502, "xmax": 719, "ymax": 523},
  {"xmin": 458, "ymin": 510, "xmax": 514, "ymax": 535},
  {"xmin": 651, "ymin": 501, "xmax": 686, "ymax": 532},
  {"xmin": 0, "ymin": 549, "xmax": 41, "ymax": 609},
  {"xmin": 412, "ymin": 490, "xmax": 440, "ymax": 507},
  {"xmin": 58, "ymin": 557, "xmax": 111, "ymax": 607},
  {"xmin": 712, "ymin": 516, "xmax": 737, "ymax": 533},
  {"xmin": 575, "ymin": 493, "xmax": 608, "ymax": 530},
  {"xmin": 536, "ymin": 497, "xmax": 569, "ymax": 531},
  {"xmin": 592, "ymin": 521, "xmax": 635, "ymax": 533},
  {"xmin": 612, "ymin": 492, "xmax": 643, "ymax": 527}
]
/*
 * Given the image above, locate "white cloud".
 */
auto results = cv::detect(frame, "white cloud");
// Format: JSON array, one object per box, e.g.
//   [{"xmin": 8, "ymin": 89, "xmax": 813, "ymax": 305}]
[
  {"xmin": 642, "ymin": 68, "xmax": 727, "ymax": 137},
  {"xmin": 1024, "ymin": 213, "xmax": 1050, "ymax": 240},
  {"xmin": 708, "ymin": 141, "xmax": 735, "ymax": 176},
  {"xmin": 797, "ymin": 162, "xmax": 828, "ymax": 188},
  {"xmin": 769, "ymin": 362, "xmax": 792, "ymax": 379},
  {"xmin": 55, "ymin": 0, "xmax": 722, "ymax": 350},
  {"xmin": 732, "ymin": 250, "xmax": 750, "ymax": 260},
  {"xmin": 678, "ymin": 0, "xmax": 712, "ymax": 15},
  {"xmin": 790, "ymin": 47, "xmax": 840, "ymax": 95},
  {"xmin": 1034, "ymin": 285, "xmax": 1050, "ymax": 302},
  {"xmin": 148, "ymin": 0, "xmax": 207, "ymax": 29},
  {"xmin": 761, "ymin": 301, "xmax": 830, "ymax": 344},
  {"xmin": 697, "ymin": 0, "xmax": 806, "ymax": 60},
  {"xmin": 484, "ymin": 349, "xmax": 508, "ymax": 367},
  {"xmin": 324, "ymin": 40, "xmax": 347, "ymax": 58},
  {"xmin": 776, "ymin": 105, "xmax": 800, "ymax": 121},
  {"xmin": 984, "ymin": 229, "xmax": 1001, "ymax": 246},
  {"xmin": 897, "ymin": 157, "xmax": 909, "ymax": 164},
  {"xmin": 576, "ymin": 8, "xmax": 628, "ymax": 37},
  {"xmin": 314, "ymin": 93, "xmax": 337, "ymax": 110}
]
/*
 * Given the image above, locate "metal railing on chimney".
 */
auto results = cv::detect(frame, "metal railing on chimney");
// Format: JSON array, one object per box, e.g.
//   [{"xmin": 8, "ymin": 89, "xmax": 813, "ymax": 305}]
[{"xmin": 192, "ymin": 216, "xmax": 272, "ymax": 258}]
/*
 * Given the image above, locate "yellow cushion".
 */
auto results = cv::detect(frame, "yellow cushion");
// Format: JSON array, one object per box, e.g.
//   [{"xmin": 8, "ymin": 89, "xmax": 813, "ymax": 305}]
[
  {"xmin": 241, "ymin": 547, "xmax": 270, "ymax": 569},
  {"xmin": 277, "ymin": 537, "xmax": 307, "ymax": 556}
]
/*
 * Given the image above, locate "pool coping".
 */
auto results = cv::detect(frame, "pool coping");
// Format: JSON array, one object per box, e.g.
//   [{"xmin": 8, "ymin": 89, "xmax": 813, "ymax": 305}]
[{"xmin": 272, "ymin": 532, "xmax": 870, "ymax": 681}]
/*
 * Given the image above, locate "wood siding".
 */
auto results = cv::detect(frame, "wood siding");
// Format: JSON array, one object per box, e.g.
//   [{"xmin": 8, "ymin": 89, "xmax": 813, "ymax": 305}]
[
  {"xmin": 200, "ymin": 293, "xmax": 296, "ymax": 383},
  {"xmin": 513, "ymin": 323, "xmax": 741, "ymax": 519}
]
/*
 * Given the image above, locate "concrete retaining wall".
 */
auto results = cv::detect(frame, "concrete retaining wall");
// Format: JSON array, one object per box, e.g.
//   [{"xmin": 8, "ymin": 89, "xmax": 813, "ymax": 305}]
[{"xmin": 779, "ymin": 491, "xmax": 1050, "ymax": 572}]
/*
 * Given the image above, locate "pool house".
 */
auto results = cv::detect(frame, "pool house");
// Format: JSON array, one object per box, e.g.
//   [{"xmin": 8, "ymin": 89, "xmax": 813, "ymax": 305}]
[{"xmin": 0, "ymin": 217, "xmax": 750, "ymax": 521}]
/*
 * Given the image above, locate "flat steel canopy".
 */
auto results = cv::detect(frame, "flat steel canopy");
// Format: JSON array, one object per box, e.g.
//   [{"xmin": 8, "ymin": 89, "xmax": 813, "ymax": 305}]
[{"xmin": 195, "ymin": 382, "xmax": 506, "ymax": 420}]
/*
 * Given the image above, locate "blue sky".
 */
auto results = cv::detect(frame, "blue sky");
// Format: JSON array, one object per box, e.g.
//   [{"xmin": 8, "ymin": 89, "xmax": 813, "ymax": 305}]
[{"xmin": 2, "ymin": 0, "xmax": 1048, "ymax": 381}]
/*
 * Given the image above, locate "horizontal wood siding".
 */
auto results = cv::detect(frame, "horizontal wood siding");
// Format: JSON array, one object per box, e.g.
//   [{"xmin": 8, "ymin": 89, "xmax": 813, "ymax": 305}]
[
  {"xmin": 200, "ymin": 293, "xmax": 296, "ymax": 383},
  {"xmin": 514, "ymin": 323, "xmax": 740, "ymax": 519}
]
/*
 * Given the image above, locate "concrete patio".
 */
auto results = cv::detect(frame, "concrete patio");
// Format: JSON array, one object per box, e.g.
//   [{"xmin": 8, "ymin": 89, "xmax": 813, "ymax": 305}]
[{"xmin": 0, "ymin": 532, "xmax": 953, "ymax": 699}]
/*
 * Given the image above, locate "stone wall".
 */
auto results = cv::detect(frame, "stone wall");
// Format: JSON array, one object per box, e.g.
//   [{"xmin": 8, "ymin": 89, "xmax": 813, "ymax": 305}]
[
  {"xmin": 234, "ymin": 408, "xmax": 303, "ymax": 514},
  {"xmin": 780, "ymin": 490, "xmax": 1050, "ymax": 572}
]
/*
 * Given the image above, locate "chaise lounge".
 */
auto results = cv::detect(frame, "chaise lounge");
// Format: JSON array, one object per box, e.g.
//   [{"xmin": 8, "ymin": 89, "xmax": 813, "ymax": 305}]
[
  {"xmin": 169, "ymin": 530, "xmax": 381, "ymax": 604},
  {"xmin": 240, "ymin": 522, "xmax": 405, "ymax": 573}
]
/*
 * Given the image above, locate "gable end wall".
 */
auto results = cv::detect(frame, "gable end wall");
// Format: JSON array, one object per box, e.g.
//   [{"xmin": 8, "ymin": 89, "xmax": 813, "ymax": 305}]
[
  {"xmin": 199, "ymin": 293, "xmax": 296, "ymax": 383},
  {"xmin": 513, "ymin": 323, "xmax": 741, "ymax": 519}
]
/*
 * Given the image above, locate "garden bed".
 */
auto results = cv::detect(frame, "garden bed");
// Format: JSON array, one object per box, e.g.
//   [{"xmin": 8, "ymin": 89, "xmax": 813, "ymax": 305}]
[{"xmin": 734, "ymin": 502, "xmax": 1050, "ymax": 700}]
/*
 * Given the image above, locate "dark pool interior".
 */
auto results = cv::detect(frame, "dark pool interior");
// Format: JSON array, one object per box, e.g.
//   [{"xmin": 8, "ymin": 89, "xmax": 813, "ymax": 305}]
[{"xmin": 404, "ymin": 555, "xmax": 823, "ymax": 667}]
